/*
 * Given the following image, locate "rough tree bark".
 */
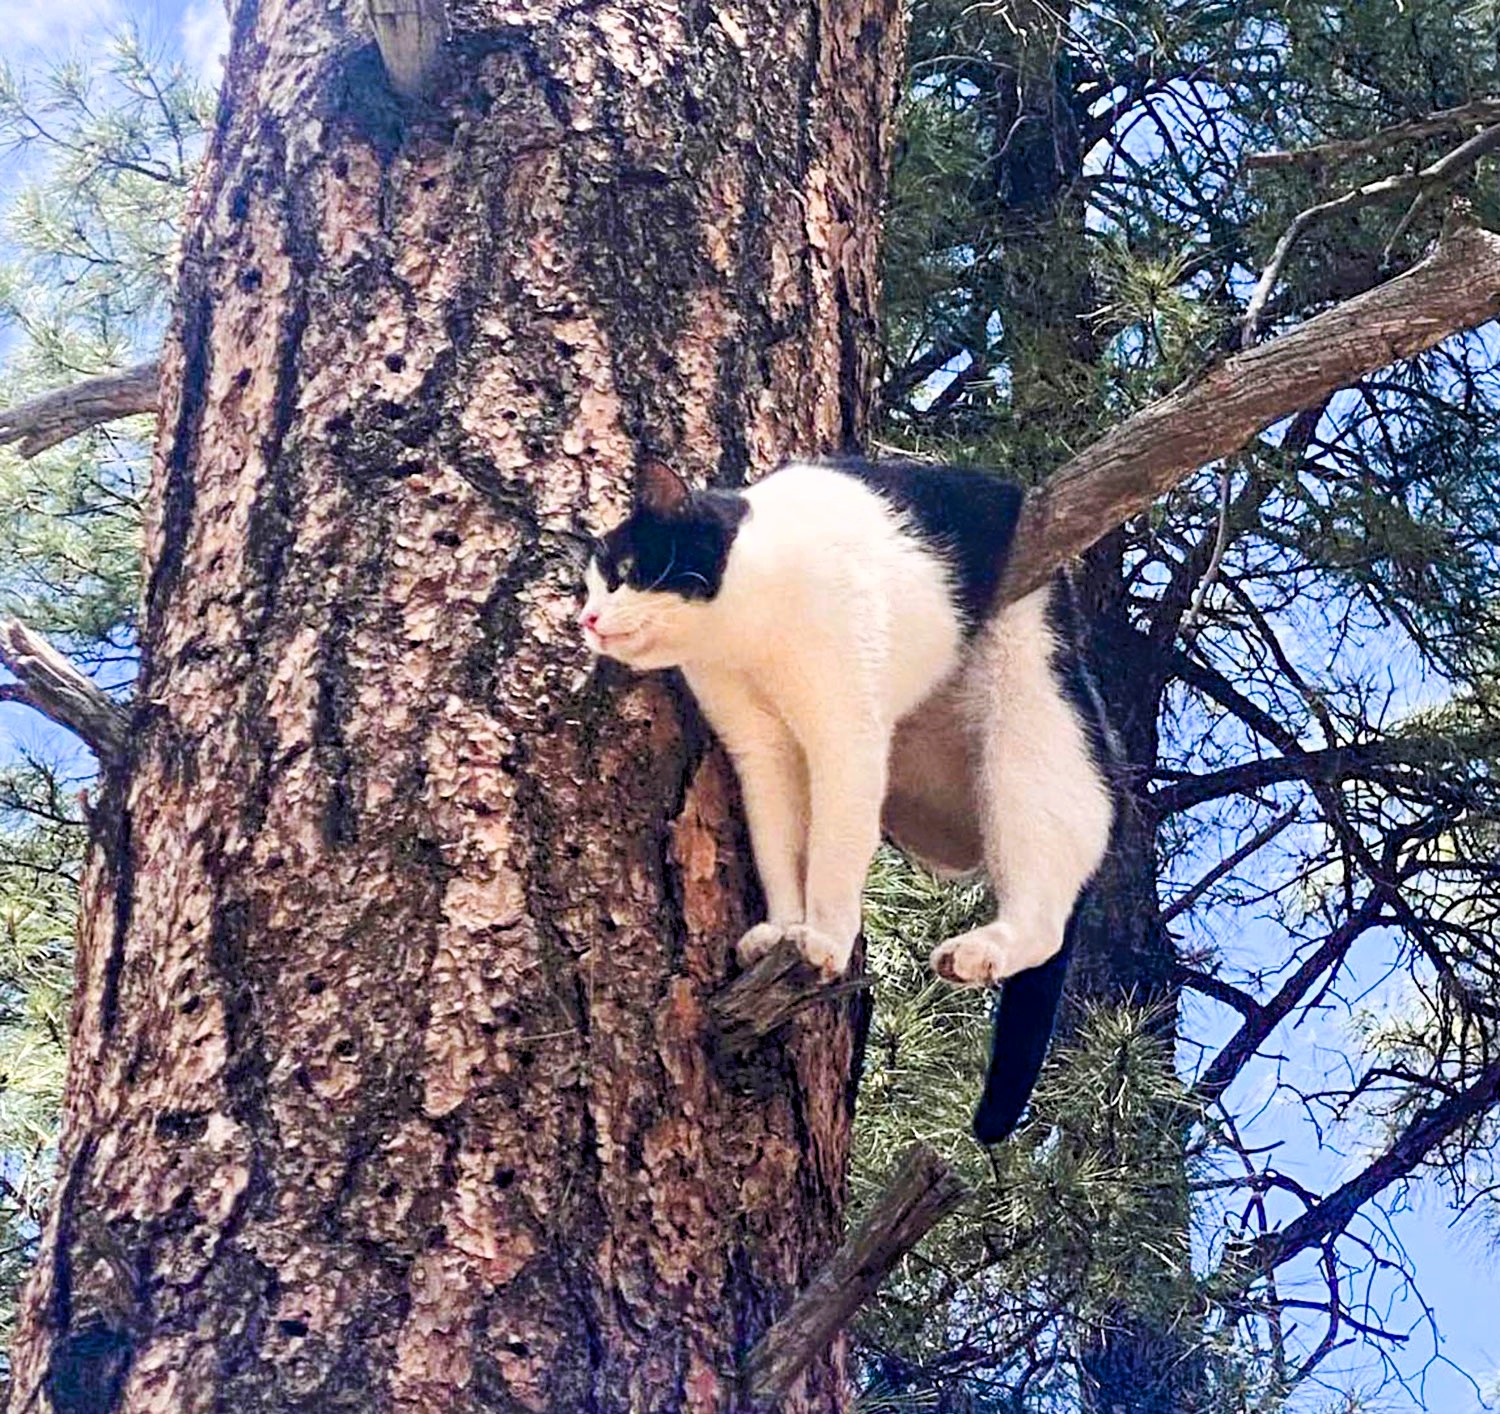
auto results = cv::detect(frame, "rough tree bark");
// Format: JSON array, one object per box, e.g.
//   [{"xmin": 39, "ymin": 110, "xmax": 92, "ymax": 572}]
[{"xmin": 4, "ymin": 0, "xmax": 902, "ymax": 1408}]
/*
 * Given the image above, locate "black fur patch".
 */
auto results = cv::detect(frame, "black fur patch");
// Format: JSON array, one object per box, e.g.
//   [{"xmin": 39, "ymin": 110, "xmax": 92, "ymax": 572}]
[
  {"xmin": 821, "ymin": 456, "xmax": 1025, "ymax": 629},
  {"xmin": 595, "ymin": 488, "xmax": 748, "ymax": 600}
]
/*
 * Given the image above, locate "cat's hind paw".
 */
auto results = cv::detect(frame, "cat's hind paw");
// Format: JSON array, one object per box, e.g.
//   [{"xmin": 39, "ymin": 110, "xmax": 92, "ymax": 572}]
[
  {"xmin": 736, "ymin": 923, "xmax": 785, "ymax": 967},
  {"xmin": 931, "ymin": 921, "xmax": 1057, "ymax": 988}
]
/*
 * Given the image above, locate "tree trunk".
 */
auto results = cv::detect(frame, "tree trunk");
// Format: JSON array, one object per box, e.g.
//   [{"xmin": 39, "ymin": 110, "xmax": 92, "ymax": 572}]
[
  {"xmin": 1070, "ymin": 561, "xmax": 1201, "ymax": 1414},
  {"xmin": 5, "ymin": 0, "xmax": 902, "ymax": 1409},
  {"xmin": 984, "ymin": 9, "xmax": 1203, "ymax": 1407}
]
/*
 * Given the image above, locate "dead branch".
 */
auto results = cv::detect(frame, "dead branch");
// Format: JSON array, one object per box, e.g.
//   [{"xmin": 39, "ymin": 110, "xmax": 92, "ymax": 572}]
[
  {"xmin": 0, "ymin": 620, "xmax": 130, "ymax": 765},
  {"xmin": 1246, "ymin": 97, "xmax": 1500, "ymax": 170},
  {"xmin": 999, "ymin": 222, "xmax": 1500, "ymax": 600},
  {"xmin": 1151, "ymin": 736, "xmax": 1482, "ymax": 816},
  {"xmin": 1242, "ymin": 127, "xmax": 1500, "ymax": 346},
  {"xmin": 1171, "ymin": 965, "xmax": 1262, "ymax": 1019},
  {"xmin": 740, "ymin": 1144, "xmax": 967, "ymax": 1406},
  {"xmin": 709, "ymin": 938, "xmax": 870, "ymax": 1057},
  {"xmin": 367, "ymin": 0, "xmax": 448, "ymax": 98},
  {"xmin": 1245, "ymin": 1053, "xmax": 1500, "ymax": 1273},
  {"xmin": 1193, "ymin": 896, "xmax": 1388, "ymax": 1106},
  {"xmin": 0, "ymin": 361, "xmax": 159, "ymax": 460},
  {"xmin": 1379, "ymin": 122, "xmax": 1500, "ymax": 264}
]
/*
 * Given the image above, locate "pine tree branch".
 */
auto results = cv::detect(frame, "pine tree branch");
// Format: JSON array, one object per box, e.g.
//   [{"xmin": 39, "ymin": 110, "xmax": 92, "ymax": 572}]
[
  {"xmin": 0, "ymin": 361, "xmax": 160, "ymax": 459},
  {"xmin": 367, "ymin": 0, "xmax": 448, "ymax": 97},
  {"xmin": 740, "ymin": 1144, "xmax": 967, "ymax": 1405},
  {"xmin": 1245, "ymin": 98, "xmax": 1500, "ymax": 170},
  {"xmin": 1167, "ymin": 648, "xmax": 1302, "ymax": 755},
  {"xmin": 0, "ymin": 620, "xmax": 130, "ymax": 765},
  {"xmin": 1159, "ymin": 805, "xmax": 1301, "ymax": 924},
  {"xmin": 1244, "ymin": 1053, "xmax": 1500, "ymax": 1273},
  {"xmin": 1241, "ymin": 128, "xmax": 1500, "ymax": 347},
  {"xmin": 1171, "ymin": 965, "xmax": 1263, "ymax": 1019},
  {"xmin": 1192, "ymin": 897, "xmax": 1388, "ymax": 1106},
  {"xmin": 999, "ymin": 222, "xmax": 1500, "ymax": 601},
  {"xmin": 1151, "ymin": 737, "xmax": 1477, "ymax": 816}
]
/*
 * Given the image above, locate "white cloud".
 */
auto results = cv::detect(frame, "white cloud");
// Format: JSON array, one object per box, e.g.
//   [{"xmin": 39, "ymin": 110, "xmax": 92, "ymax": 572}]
[
  {"xmin": 179, "ymin": 0, "xmax": 229, "ymax": 84},
  {"xmin": 0, "ymin": 0, "xmax": 120, "ymax": 53}
]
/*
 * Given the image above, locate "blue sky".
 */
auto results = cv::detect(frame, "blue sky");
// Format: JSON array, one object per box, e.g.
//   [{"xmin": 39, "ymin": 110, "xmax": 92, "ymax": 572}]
[
  {"xmin": 1, "ymin": 3, "xmax": 1497, "ymax": 1409},
  {"xmin": 0, "ymin": 0, "xmax": 226, "ymax": 80}
]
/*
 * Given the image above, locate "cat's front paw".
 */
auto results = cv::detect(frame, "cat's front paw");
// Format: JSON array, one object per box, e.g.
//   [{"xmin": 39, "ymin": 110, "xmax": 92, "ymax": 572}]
[
  {"xmin": 931, "ymin": 921, "xmax": 1056, "ymax": 988},
  {"xmin": 736, "ymin": 923, "xmax": 785, "ymax": 967},
  {"xmin": 784, "ymin": 924, "xmax": 851, "ymax": 980},
  {"xmin": 735, "ymin": 922, "xmax": 851, "ymax": 979}
]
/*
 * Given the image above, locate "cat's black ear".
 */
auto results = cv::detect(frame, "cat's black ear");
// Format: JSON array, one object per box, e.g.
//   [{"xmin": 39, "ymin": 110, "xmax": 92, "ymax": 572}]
[{"xmin": 636, "ymin": 460, "xmax": 691, "ymax": 518}]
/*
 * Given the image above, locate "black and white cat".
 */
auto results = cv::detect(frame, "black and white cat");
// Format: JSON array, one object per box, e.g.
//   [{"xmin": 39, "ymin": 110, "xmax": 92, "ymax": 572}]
[{"xmin": 579, "ymin": 458, "xmax": 1115, "ymax": 1141}]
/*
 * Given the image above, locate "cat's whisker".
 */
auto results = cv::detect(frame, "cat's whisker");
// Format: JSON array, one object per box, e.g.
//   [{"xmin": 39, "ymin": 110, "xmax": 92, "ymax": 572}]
[{"xmin": 646, "ymin": 542, "xmax": 679, "ymax": 592}]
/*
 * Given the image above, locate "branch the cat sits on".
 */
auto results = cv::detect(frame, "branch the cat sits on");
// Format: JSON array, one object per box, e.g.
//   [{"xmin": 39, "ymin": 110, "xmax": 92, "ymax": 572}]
[{"xmin": 579, "ymin": 458, "xmax": 1116, "ymax": 1141}]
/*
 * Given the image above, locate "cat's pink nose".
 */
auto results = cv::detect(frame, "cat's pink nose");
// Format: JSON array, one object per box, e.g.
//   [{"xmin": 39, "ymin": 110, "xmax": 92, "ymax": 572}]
[{"xmin": 580, "ymin": 608, "xmax": 601, "ymax": 633}]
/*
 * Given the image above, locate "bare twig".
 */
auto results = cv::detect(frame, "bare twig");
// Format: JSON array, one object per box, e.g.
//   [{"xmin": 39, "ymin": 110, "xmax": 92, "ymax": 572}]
[
  {"xmin": 1172, "ymin": 966, "xmax": 1262, "ymax": 1019},
  {"xmin": 367, "ymin": 0, "xmax": 448, "ymax": 98},
  {"xmin": 1380, "ymin": 122, "xmax": 1500, "ymax": 264},
  {"xmin": 1176, "ymin": 463, "xmax": 1233, "ymax": 640},
  {"xmin": 999, "ymin": 223, "xmax": 1500, "ymax": 600},
  {"xmin": 1159, "ymin": 805, "xmax": 1301, "ymax": 925},
  {"xmin": 709, "ymin": 938, "xmax": 870, "ymax": 1057},
  {"xmin": 0, "ymin": 620, "xmax": 130, "ymax": 764},
  {"xmin": 1242, "ymin": 126, "xmax": 1500, "ymax": 346},
  {"xmin": 1193, "ymin": 896, "xmax": 1388, "ymax": 1106},
  {"xmin": 0, "ymin": 361, "xmax": 160, "ymax": 460},
  {"xmin": 1244, "ymin": 1054, "xmax": 1500, "ymax": 1273},
  {"xmin": 741, "ymin": 1144, "xmax": 967, "ymax": 1406},
  {"xmin": 1151, "ymin": 735, "xmax": 1483, "ymax": 816},
  {"xmin": 1246, "ymin": 97, "xmax": 1500, "ymax": 170}
]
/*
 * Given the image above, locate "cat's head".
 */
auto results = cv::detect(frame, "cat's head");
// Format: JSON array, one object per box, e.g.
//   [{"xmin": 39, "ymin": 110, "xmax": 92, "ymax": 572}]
[{"xmin": 579, "ymin": 462, "xmax": 749, "ymax": 669}]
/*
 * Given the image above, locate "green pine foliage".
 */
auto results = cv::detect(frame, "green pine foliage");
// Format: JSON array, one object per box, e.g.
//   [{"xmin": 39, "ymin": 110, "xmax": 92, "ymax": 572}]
[
  {"xmin": 0, "ymin": 751, "xmax": 84, "ymax": 1359},
  {"xmin": 0, "ymin": 27, "xmax": 209, "ymax": 655},
  {"xmin": 856, "ymin": 1, "xmax": 1500, "ymax": 1409}
]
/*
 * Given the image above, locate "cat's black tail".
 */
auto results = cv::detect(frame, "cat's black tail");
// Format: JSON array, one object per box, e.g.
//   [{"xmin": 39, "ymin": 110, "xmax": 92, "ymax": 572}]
[{"xmin": 971, "ymin": 912, "xmax": 1078, "ymax": 1144}]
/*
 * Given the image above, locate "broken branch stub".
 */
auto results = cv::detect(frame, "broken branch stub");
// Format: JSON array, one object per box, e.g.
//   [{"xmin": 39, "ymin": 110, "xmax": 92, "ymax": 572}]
[
  {"xmin": 0, "ymin": 619, "xmax": 130, "ymax": 765},
  {"xmin": 708, "ymin": 938, "xmax": 870, "ymax": 1056},
  {"xmin": 366, "ymin": 0, "xmax": 449, "ymax": 98},
  {"xmin": 740, "ymin": 1143, "xmax": 968, "ymax": 1406}
]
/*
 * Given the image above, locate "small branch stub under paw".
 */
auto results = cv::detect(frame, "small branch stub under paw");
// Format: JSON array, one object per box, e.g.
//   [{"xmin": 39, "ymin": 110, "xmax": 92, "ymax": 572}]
[
  {"xmin": 739, "ymin": 1143, "xmax": 968, "ymax": 1406},
  {"xmin": 709, "ymin": 937, "xmax": 869, "ymax": 1057}
]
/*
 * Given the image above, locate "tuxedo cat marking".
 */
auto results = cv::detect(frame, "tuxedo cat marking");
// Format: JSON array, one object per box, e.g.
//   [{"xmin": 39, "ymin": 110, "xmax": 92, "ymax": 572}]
[{"xmin": 580, "ymin": 458, "xmax": 1115, "ymax": 1141}]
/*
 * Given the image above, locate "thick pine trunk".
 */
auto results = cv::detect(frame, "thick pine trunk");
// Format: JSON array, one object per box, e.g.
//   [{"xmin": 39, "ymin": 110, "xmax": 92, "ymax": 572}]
[
  {"xmin": 6, "ymin": 0, "xmax": 902, "ymax": 1409},
  {"xmin": 1070, "ymin": 570, "xmax": 1200, "ymax": 1414},
  {"xmin": 984, "ymin": 9, "xmax": 1202, "ymax": 1408}
]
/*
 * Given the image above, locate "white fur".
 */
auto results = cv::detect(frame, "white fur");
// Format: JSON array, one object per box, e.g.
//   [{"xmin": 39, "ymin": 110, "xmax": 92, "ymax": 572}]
[
  {"xmin": 927, "ymin": 592, "xmax": 1114, "ymax": 984},
  {"xmin": 580, "ymin": 463, "xmax": 1111, "ymax": 984}
]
